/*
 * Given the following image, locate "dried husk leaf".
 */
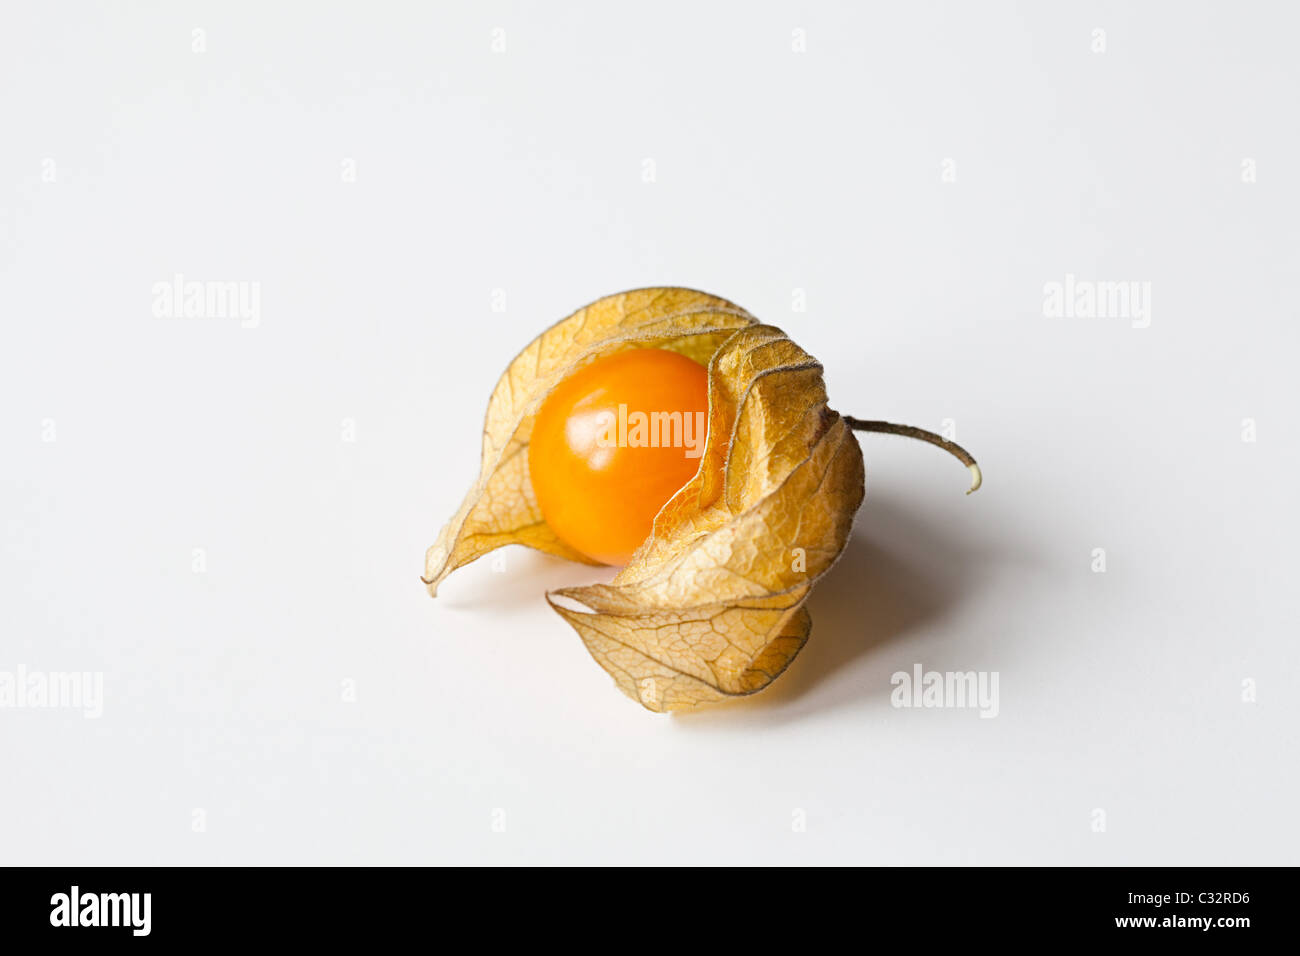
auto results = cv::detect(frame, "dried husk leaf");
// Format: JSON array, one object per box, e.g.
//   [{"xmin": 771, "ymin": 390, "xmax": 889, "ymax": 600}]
[
  {"xmin": 423, "ymin": 288, "xmax": 756, "ymax": 595},
  {"xmin": 424, "ymin": 289, "xmax": 865, "ymax": 712}
]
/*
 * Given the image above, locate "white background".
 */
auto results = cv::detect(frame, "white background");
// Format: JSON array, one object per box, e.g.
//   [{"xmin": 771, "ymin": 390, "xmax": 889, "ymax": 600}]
[{"xmin": 2, "ymin": 2, "xmax": 1297, "ymax": 865}]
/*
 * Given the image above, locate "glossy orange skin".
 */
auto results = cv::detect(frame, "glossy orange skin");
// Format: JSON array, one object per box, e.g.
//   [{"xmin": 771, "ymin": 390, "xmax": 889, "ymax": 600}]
[{"xmin": 529, "ymin": 348, "xmax": 710, "ymax": 566}]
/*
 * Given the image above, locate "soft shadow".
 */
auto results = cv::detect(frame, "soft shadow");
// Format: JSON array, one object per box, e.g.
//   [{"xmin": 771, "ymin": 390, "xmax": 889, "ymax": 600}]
[
  {"xmin": 674, "ymin": 493, "xmax": 990, "ymax": 723},
  {"xmin": 432, "ymin": 494, "xmax": 992, "ymax": 722},
  {"xmin": 432, "ymin": 547, "xmax": 617, "ymax": 610}
]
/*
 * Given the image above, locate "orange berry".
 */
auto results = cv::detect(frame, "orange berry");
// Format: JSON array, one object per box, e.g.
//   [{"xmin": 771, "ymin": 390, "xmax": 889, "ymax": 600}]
[{"xmin": 529, "ymin": 349, "xmax": 710, "ymax": 565}]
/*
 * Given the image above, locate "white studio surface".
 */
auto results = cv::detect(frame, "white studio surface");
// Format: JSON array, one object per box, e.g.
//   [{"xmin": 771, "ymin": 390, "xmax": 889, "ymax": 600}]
[{"xmin": 2, "ymin": 2, "xmax": 1296, "ymax": 865}]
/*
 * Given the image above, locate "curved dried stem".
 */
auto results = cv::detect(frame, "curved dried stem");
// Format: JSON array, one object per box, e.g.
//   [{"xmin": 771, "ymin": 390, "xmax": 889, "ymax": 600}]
[{"xmin": 844, "ymin": 418, "xmax": 982, "ymax": 494}]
